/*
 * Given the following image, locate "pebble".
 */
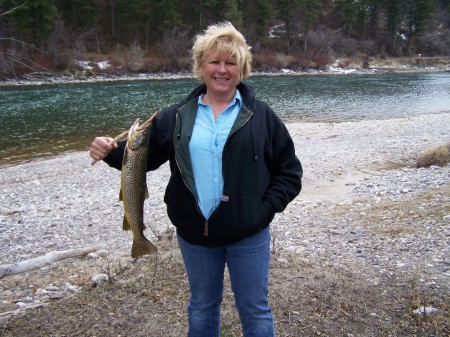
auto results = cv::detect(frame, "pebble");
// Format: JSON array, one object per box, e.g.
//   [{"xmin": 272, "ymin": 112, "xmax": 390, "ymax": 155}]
[
  {"xmin": 65, "ymin": 283, "xmax": 78, "ymax": 293},
  {"xmin": 92, "ymin": 274, "xmax": 109, "ymax": 286},
  {"xmin": 413, "ymin": 306, "xmax": 439, "ymax": 315},
  {"xmin": 87, "ymin": 253, "xmax": 99, "ymax": 259},
  {"xmin": 15, "ymin": 302, "xmax": 27, "ymax": 309},
  {"xmin": 95, "ymin": 249, "xmax": 109, "ymax": 257}
]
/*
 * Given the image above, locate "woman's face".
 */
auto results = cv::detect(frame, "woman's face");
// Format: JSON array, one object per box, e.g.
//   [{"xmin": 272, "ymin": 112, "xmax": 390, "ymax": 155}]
[{"xmin": 201, "ymin": 48, "xmax": 241, "ymax": 98}]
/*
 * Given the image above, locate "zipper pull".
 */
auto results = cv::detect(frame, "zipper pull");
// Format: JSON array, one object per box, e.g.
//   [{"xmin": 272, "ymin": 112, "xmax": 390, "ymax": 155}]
[{"xmin": 204, "ymin": 220, "xmax": 209, "ymax": 236}]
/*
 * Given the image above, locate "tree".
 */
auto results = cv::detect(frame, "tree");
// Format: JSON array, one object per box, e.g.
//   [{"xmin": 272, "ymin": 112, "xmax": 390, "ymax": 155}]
[
  {"xmin": 275, "ymin": 0, "xmax": 301, "ymax": 54},
  {"xmin": 7, "ymin": 0, "xmax": 58, "ymax": 48},
  {"xmin": 299, "ymin": 0, "xmax": 322, "ymax": 51},
  {"xmin": 379, "ymin": 0, "xmax": 405, "ymax": 55},
  {"xmin": 224, "ymin": 0, "xmax": 243, "ymax": 30},
  {"xmin": 379, "ymin": 0, "xmax": 439, "ymax": 55},
  {"xmin": 254, "ymin": 0, "xmax": 272, "ymax": 38},
  {"xmin": 184, "ymin": 0, "xmax": 219, "ymax": 31},
  {"xmin": 405, "ymin": 0, "xmax": 440, "ymax": 54},
  {"xmin": 334, "ymin": 0, "xmax": 360, "ymax": 37},
  {"xmin": 440, "ymin": 0, "xmax": 449, "ymax": 28},
  {"xmin": 0, "ymin": 0, "xmax": 57, "ymax": 77},
  {"xmin": 1, "ymin": 0, "xmax": 449, "ymax": 77},
  {"xmin": 55, "ymin": 0, "xmax": 100, "ymax": 51}
]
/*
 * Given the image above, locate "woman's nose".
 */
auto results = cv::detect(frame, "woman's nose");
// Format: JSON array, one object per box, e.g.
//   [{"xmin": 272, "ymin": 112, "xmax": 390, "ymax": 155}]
[{"xmin": 218, "ymin": 62, "xmax": 226, "ymax": 72}]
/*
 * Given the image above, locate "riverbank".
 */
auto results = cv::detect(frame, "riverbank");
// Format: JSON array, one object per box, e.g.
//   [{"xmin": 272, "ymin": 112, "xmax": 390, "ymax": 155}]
[
  {"xmin": 1, "ymin": 56, "xmax": 449, "ymax": 87},
  {"xmin": 1, "ymin": 111, "xmax": 449, "ymax": 335}
]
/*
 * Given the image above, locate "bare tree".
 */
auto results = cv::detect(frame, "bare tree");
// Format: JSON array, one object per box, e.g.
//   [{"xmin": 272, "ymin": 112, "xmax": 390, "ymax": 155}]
[{"xmin": 0, "ymin": 0, "xmax": 53, "ymax": 79}]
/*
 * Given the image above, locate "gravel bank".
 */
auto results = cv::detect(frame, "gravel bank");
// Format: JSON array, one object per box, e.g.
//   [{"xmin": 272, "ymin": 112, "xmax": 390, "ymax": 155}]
[{"xmin": 0, "ymin": 111, "xmax": 449, "ymax": 303}]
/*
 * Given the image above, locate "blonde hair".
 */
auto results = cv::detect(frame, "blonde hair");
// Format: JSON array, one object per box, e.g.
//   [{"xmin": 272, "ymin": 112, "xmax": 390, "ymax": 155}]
[{"xmin": 192, "ymin": 22, "xmax": 252, "ymax": 81}]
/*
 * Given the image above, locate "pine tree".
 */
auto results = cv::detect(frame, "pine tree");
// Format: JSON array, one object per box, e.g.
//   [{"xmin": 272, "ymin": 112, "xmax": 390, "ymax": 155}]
[{"xmin": 299, "ymin": 0, "xmax": 322, "ymax": 51}]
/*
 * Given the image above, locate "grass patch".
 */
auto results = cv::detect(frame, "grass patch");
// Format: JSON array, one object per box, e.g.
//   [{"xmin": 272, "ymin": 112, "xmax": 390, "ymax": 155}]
[{"xmin": 416, "ymin": 144, "xmax": 450, "ymax": 168}]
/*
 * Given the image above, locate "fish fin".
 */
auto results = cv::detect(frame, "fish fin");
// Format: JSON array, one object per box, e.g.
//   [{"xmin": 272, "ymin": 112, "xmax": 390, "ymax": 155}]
[
  {"xmin": 131, "ymin": 236, "xmax": 158, "ymax": 258},
  {"xmin": 119, "ymin": 187, "xmax": 123, "ymax": 201},
  {"xmin": 121, "ymin": 150, "xmax": 129, "ymax": 172},
  {"xmin": 123, "ymin": 216, "xmax": 131, "ymax": 231}
]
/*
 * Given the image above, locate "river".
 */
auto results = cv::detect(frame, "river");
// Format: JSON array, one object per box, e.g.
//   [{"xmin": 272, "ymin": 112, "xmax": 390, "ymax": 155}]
[{"xmin": 0, "ymin": 72, "xmax": 449, "ymax": 166}]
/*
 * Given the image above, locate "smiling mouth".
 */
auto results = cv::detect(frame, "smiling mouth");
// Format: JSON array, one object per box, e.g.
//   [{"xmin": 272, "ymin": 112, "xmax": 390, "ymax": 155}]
[{"xmin": 214, "ymin": 77, "xmax": 228, "ymax": 82}]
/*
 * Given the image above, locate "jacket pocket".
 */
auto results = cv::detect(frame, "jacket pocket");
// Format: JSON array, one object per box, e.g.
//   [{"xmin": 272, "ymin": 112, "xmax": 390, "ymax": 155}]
[{"xmin": 211, "ymin": 192, "xmax": 273, "ymax": 236}]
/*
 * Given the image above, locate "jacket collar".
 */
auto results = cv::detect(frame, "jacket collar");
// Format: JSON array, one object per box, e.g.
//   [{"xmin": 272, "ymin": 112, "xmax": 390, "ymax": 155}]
[{"xmin": 180, "ymin": 81, "xmax": 256, "ymax": 111}]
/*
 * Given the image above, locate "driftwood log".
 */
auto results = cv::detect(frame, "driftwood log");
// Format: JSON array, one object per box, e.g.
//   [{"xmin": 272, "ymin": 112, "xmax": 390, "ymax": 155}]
[{"xmin": 0, "ymin": 245, "xmax": 106, "ymax": 280}]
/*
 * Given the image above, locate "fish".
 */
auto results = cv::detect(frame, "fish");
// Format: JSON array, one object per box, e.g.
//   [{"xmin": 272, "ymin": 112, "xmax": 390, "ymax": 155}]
[{"xmin": 119, "ymin": 116, "xmax": 158, "ymax": 258}]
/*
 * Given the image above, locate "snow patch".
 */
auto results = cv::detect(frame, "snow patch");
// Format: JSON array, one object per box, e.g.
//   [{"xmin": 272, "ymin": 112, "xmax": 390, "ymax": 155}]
[{"xmin": 75, "ymin": 60, "xmax": 110, "ymax": 70}]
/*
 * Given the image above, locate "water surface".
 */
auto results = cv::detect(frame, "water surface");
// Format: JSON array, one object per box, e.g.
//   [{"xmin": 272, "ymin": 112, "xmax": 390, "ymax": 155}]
[{"xmin": 1, "ymin": 73, "xmax": 449, "ymax": 165}]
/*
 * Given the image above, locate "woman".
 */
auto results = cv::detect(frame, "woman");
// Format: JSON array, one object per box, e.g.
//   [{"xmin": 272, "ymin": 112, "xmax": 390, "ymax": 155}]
[{"xmin": 90, "ymin": 22, "xmax": 302, "ymax": 337}]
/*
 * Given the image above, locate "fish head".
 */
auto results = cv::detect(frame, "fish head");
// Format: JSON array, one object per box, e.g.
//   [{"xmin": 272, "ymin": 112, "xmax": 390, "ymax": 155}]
[{"xmin": 127, "ymin": 119, "xmax": 150, "ymax": 150}]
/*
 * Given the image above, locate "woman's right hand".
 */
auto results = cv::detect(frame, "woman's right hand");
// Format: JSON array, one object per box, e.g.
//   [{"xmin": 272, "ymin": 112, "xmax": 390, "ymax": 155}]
[{"xmin": 89, "ymin": 137, "xmax": 117, "ymax": 162}]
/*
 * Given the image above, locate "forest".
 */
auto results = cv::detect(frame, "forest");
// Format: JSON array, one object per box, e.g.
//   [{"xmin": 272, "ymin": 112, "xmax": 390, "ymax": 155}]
[{"xmin": 0, "ymin": 0, "xmax": 449, "ymax": 77}]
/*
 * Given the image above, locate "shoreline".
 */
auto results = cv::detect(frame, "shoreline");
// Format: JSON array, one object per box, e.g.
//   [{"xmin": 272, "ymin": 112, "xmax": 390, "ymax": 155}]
[
  {"xmin": 1, "ymin": 63, "xmax": 449, "ymax": 87},
  {"xmin": 1, "ymin": 110, "xmax": 449, "ymax": 170}
]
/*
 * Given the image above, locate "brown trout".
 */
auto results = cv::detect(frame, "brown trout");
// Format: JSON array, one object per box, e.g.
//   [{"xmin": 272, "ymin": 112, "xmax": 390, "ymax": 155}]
[{"xmin": 120, "ymin": 117, "xmax": 158, "ymax": 258}]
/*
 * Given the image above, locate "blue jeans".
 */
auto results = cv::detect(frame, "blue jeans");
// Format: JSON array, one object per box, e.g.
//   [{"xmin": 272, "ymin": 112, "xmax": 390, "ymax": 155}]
[{"xmin": 177, "ymin": 226, "xmax": 274, "ymax": 337}]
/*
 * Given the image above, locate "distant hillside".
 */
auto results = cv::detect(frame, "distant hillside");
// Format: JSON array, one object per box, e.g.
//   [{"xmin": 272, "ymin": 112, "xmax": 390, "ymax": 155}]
[{"xmin": 1, "ymin": 0, "xmax": 449, "ymax": 78}]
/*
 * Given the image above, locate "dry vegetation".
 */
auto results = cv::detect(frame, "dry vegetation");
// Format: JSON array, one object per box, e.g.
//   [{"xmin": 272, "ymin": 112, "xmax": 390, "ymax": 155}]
[
  {"xmin": 416, "ymin": 143, "xmax": 450, "ymax": 168},
  {"xmin": 1, "ymin": 186, "xmax": 449, "ymax": 336}
]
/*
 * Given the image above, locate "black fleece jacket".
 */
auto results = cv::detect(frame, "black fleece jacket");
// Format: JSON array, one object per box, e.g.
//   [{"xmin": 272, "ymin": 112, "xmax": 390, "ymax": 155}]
[{"xmin": 104, "ymin": 81, "xmax": 302, "ymax": 247}]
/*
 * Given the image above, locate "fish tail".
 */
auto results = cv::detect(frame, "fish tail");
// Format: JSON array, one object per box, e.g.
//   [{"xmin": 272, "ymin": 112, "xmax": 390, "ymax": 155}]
[{"xmin": 131, "ymin": 236, "xmax": 158, "ymax": 258}]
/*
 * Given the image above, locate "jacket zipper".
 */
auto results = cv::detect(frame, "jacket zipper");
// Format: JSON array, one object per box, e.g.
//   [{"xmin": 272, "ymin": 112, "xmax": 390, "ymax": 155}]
[
  {"xmin": 175, "ymin": 153, "xmax": 209, "ymax": 237},
  {"xmin": 174, "ymin": 107, "xmax": 254, "ymax": 238},
  {"xmin": 174, "ymin": 111, "xmax": 209, "ymax": 236},
  {"xmin": 204, "ymin": 219, "xmax": 209, "ymax": 236}
]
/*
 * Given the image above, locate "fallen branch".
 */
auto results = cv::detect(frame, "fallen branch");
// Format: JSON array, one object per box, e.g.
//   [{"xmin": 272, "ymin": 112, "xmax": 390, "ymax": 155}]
[
  {"xmin": 0, "ymin": 245, "xmax": 106, "ymax": 280},
  {"xmin": 0, "ymin": 302, "xmax": 45, "ymax": 321}
]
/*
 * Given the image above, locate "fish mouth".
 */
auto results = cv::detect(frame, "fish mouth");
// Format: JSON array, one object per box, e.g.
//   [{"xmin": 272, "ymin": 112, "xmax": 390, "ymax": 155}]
[
  {"xmin": 127, "ymin": 113, "xmax": 158, "ymax": 138},
  {"xmin": 128, "ymin": 119, "xmax": 141, "ymax": 135}
]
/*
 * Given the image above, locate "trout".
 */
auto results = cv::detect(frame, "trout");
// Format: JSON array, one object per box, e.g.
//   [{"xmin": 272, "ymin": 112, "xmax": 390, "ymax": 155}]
[{"xmin": 120, "ymin": 116, "xmax": 158, "ymax": 258}]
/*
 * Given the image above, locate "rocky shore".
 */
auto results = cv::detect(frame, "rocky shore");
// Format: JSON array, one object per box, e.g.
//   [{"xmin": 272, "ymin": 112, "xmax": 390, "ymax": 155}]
[{"xmin": 0, "ymin": 111, "xmax": 449, "ymax": 320}]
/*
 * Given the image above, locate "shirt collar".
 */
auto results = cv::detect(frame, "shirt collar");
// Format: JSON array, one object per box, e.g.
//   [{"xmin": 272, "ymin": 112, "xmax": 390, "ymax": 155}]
[{"xmin": 198, "ymin": 89, "xmax": 242, "ymax": 108}]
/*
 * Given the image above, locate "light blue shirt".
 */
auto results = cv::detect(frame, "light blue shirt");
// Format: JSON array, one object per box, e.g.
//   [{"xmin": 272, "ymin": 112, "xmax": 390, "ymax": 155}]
[{"xmin": 189, "ymin": 89, "xmax": 242, "ymax": 219}]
